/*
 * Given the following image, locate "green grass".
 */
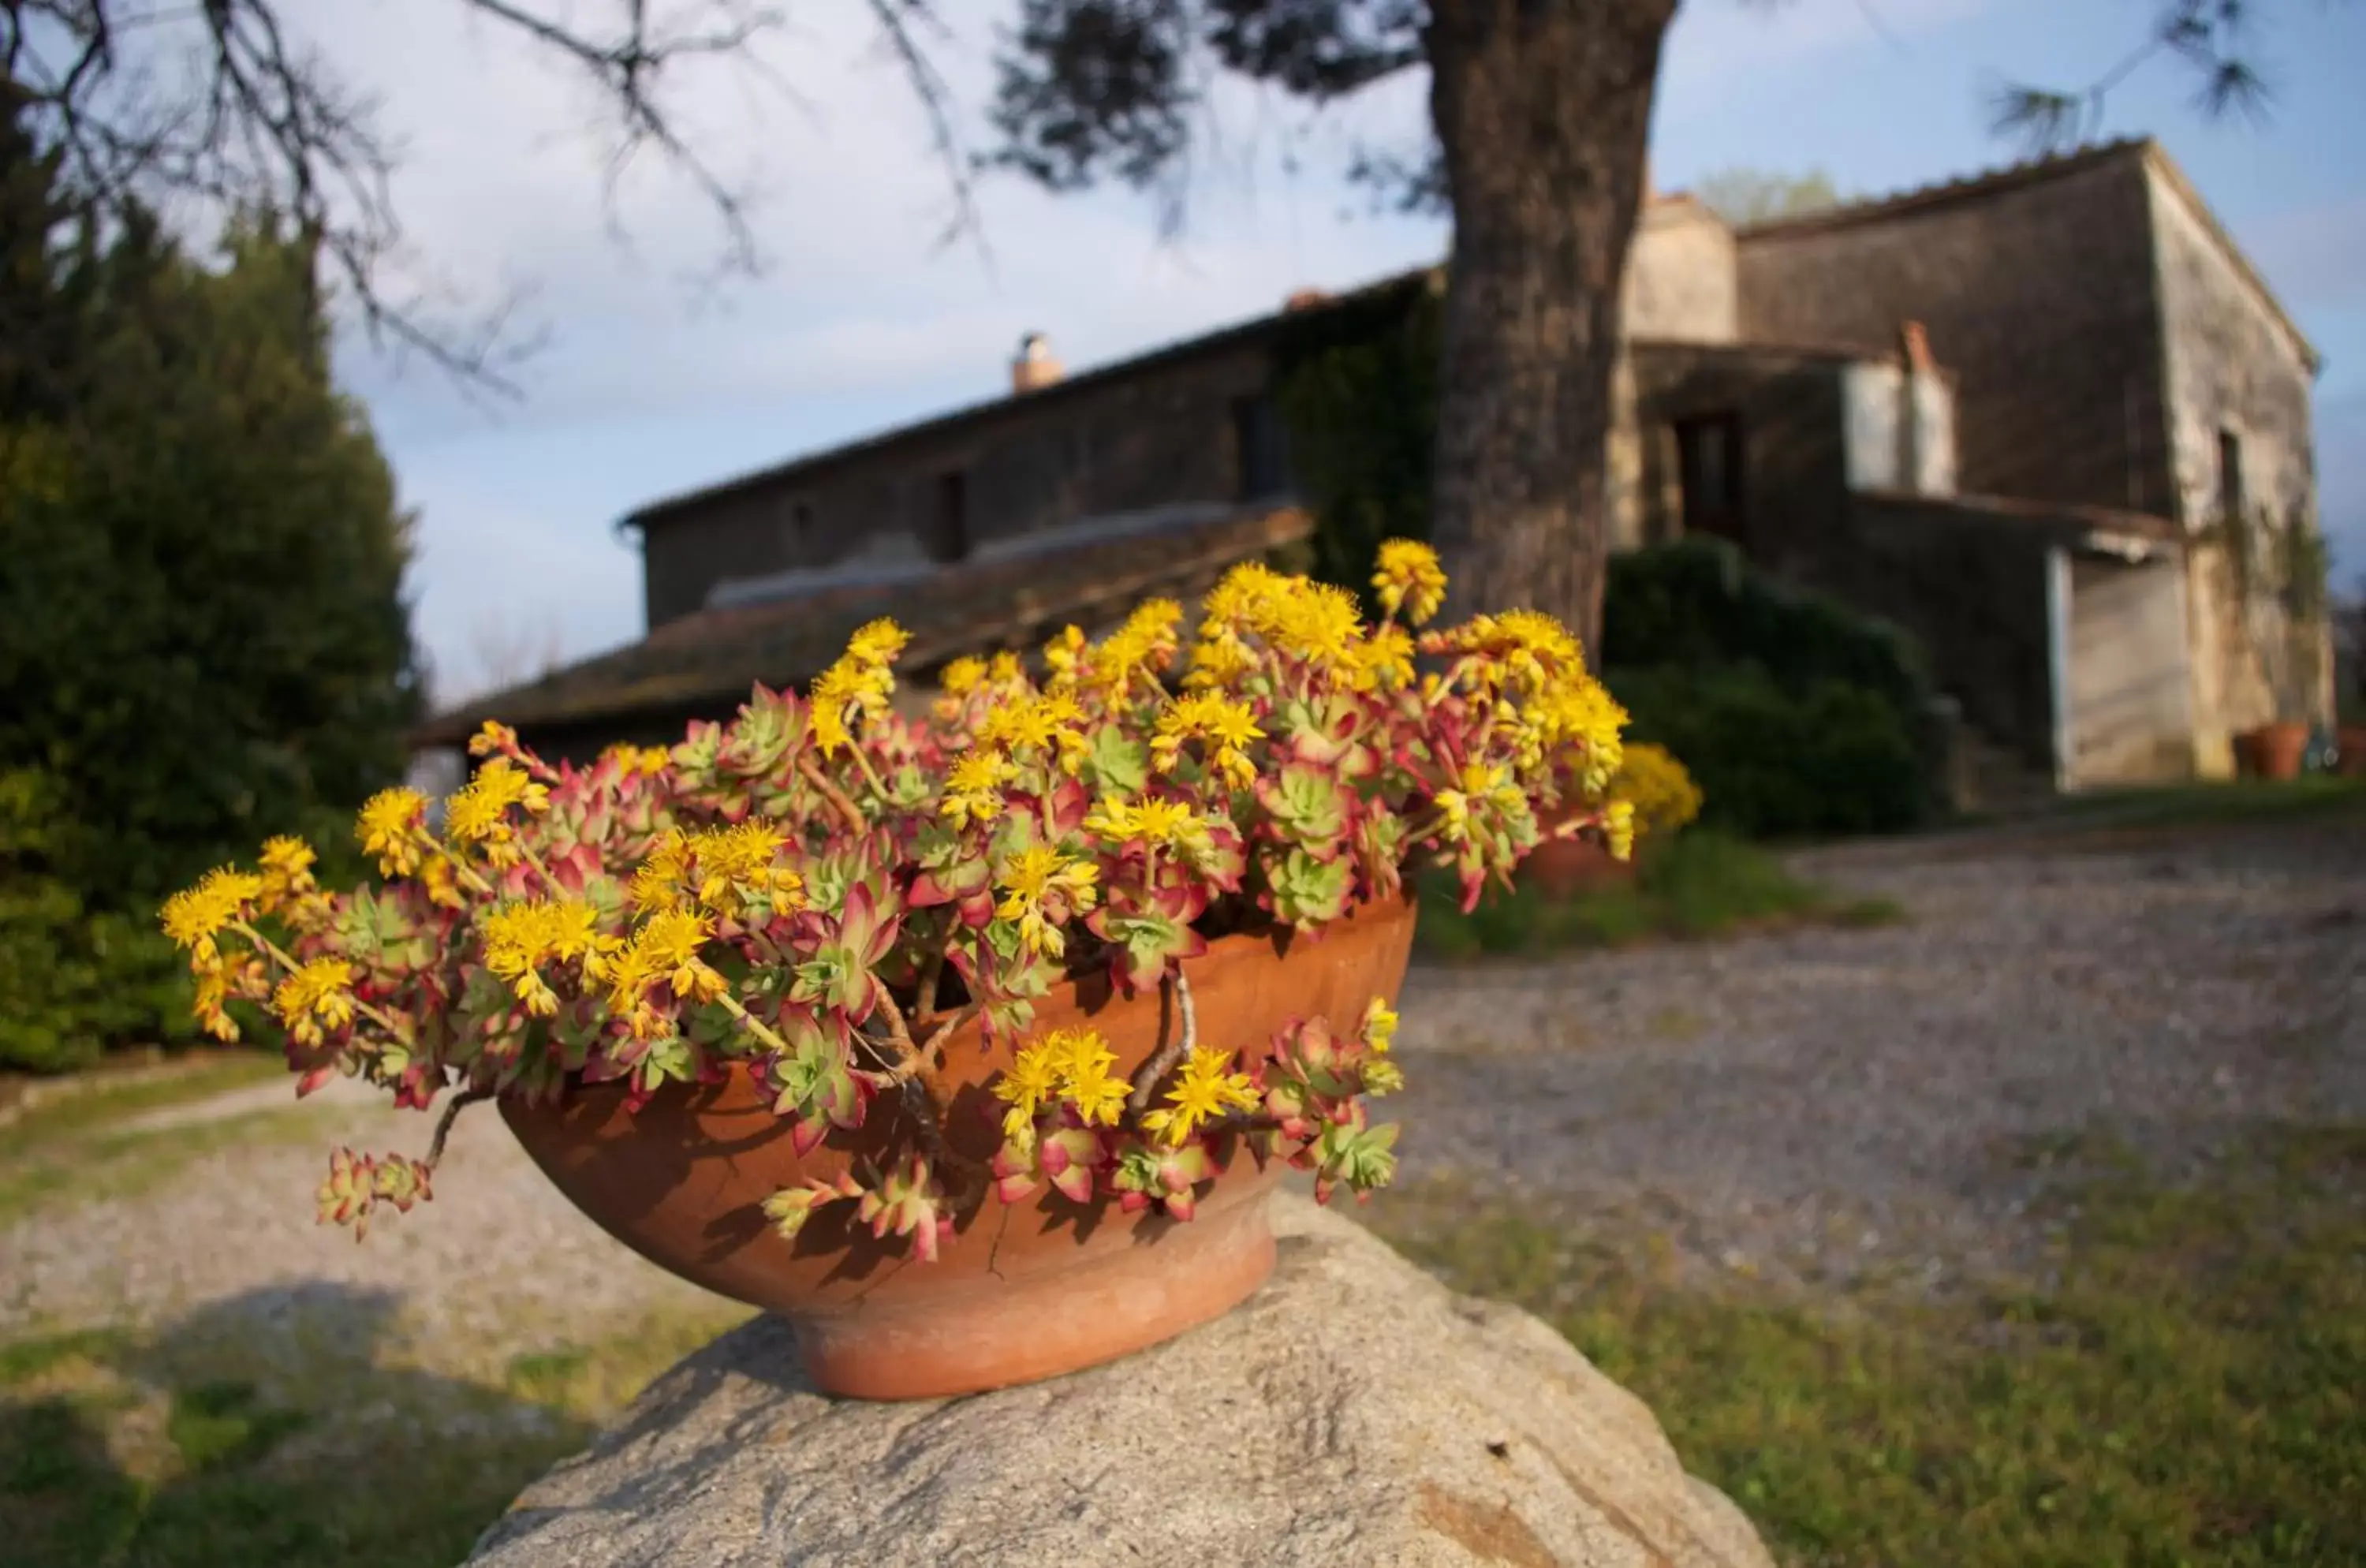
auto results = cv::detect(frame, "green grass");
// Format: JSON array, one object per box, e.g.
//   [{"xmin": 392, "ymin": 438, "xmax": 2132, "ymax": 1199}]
[
  {"xmin": 0, "ymin": 1051, "xmax": 285, "ymax": 1162},
  {"xmin": 1368, "ymin": 1124, "xmax": 2366, "ymax": 1567},
  {"xmin": 1979, "ymin": 775, "xmax": 2365, "ymax": 837},
  {"xmin": 1417, "ymin": 830, "xmax": 1903, "ymax": 961},
  {"xmin": 0, "ymin": 1302, "xmax": 752, "ymax": 1568}
]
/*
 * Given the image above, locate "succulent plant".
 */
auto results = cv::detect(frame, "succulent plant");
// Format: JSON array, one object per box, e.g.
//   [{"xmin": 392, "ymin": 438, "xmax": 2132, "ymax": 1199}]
[{"xmin": 161, "ymin": 545, "xmax": 1635, "ymax": 1253}]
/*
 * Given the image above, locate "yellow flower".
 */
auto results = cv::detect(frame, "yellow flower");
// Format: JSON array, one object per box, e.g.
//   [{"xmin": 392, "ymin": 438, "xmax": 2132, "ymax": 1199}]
[
  {"xmin": 808, "ymin": 651, "xmax": 893, "ymax": 757},
  {"xmin": 160, "ymin": 867, "xmax": 263, "ymax": 964},
  {"xmin": 1151, "ymin": 693, "xmax": 1264, "ymax": 790},
  {"xmin": 1184, "ymin": 632, "xmax": 1257, "ymax": 690},
  {"xmin": 941, "ymin": 749, "xmax": 1015, "ymax": 830},
  {"xmin": 1431, "ymin": 760, "xmax": 1523, "ymax": 846},
  {"xmin": 631, "ymin": 909, "xmax": 726, "ymax": 1003},
  {"xmin": 1604, "ymin": 799, "xmax": 1638, "ymax": 862},
  {"xmin": 1608, "ymin": 742, "xmax": 1702, "ymax": 842},
  {"xmin": 1353, "ymin": 623, "xmax": 1416, "ymax": 690},
  {"xmin": 256, "ymin": 835, "xmax": 318, "ymax": 913},
  {"xmin": 1088, "ymin": 599, "xmax": 1182, "ymax": 693},
  {"xmin": 1362, "ymin": 999, "xmax": 1398, "ymax": 1055},
  {"xmin": 995, "ymin": 846, "xmax": 1099, "ymax": 959},
  {"xmin": 356, "ymin": 786, "xmax": 427, "ymax": 875},
  {"xmin": 272, "ymin": 958, "xmax": 356, "ymax": 1047},
  {"xmin": 977, "ymin": 693, "xmax": 1090, "ymax": 774},
  {"xmin": 987, "ymin": 651, "xmax": 1023, "ymax": 685},
  {"xmin": 940, "ymin": 655, "xmax": 987, "ymax": 697},
  {"xmin": 629, "ymin": 829, "xmax": 691, "ymax": 913},
  {"xmin": 1045, "ymin": 1027, "xmax": 1128, "ymax": 1127},
  {"xmin": 446, "ymin": 758, "xmax": 550, "ymax": 867},
  {"xmin": 1372, "ymin": 538, "xmax": 1448, "ymax": 625},
  {"xmin": 1084, "ymin": 793, "xmax": 1201, "ymax": 853},
  {"xmin": 683, "ymin": 821, "xmax": 801, "ymax": 912},
  {"xmin": 468, "ymin": 720, "xmax": 519, "ymax": 758},
  {"xmin": 993, "ymin": 1039, "xmax": 1065, "ymax": 1138},
  {"xmin": 601, "ymin": 742, "xmax": 670, "ymax": 778},
  {"xmin": 419, "ymin": 853, "xmax": 465, "ymax": 911},
  {"xmin": 192, "ymin": 957, "xmax": 245, "ymax": 1043},
  {"xmin": 483, "ymin": 898, "xmax": 618, "ymax": 1016},
  {"xmin": 1140, "ymin": 1045, "xmax": 1259, "ymax": 1145},
  {"xmin": 1272, "ymin": 581, "xmax": 1364, "ymax": 665},
  {"xmin": 846, "ymin": 617, "xmax": 910, "ymax": 668},
  {"xmin": 1043, "ymin": 624, "xmax": 1088, "ymax": 688}
]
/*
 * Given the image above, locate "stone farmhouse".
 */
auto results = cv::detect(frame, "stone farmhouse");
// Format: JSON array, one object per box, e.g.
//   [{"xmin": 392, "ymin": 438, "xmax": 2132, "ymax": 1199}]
[{"xmin": 420, "ymin": 138, "xmax": 2328, "ymax": 797}]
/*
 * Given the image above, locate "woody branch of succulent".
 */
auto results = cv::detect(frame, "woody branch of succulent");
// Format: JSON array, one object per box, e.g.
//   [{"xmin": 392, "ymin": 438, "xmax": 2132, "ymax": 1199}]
[{"xmin": 159, "ymin": 543, "xmax": 1637, "ymax": 1257}]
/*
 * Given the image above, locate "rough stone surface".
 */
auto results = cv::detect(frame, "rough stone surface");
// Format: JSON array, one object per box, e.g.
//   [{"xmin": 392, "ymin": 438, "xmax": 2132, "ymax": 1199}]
[{"xmin": 463, "ymin": 1197, "xmax": 1774, "ymax": 1568}]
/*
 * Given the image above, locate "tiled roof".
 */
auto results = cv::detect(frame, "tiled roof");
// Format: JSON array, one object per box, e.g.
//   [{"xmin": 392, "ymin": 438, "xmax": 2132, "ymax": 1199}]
[
  {"xmin": 1731, "ymin": 139, "xmax": 2152, "ymax": 240},
  {"xmin": 410, "ymin": 501, "xmax": 1314, "ymax": 748}
]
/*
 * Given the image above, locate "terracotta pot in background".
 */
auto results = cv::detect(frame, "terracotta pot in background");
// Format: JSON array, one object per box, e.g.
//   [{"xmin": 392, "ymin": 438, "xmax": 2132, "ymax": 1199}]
[
  {"xmin": 502, "ymin": 897, "xmax": 1416, "ymax": 1402},
  {"xmin": 2337, "ymin": 726, "xmax": 2366, "ymax": 779},
  {"xmin": 2236, "ymin": 722, "xmax": 2310, "ymax": 781},
  {"xmin": 1521, "ymin": 832, "xmax": 1639, "ymax": 899}
]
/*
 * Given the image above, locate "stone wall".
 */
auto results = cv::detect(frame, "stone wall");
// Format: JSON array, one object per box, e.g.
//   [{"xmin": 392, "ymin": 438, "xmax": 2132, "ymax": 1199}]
[
  {"xmin": 636, "ymin": 340, "xmax": 1274, "ymax": 628},
  {"xmin": 1842, "ymin": 494, "xmax": 2061, "ymax": 773},
  {"xmin": 1736, "ymin": 148, "xmax": 2174, "ymax": 518},
  {"xmin": 1625, "ymin": 198, "xmax": 1738, "ymax": 343},
  {"xmin": 1629, "ymin": 343, "xmax": 1853, "ymax": 582},
  {"xmin": 2147, "ymin": 161, "xmax": 2328, "ymax": 756}
]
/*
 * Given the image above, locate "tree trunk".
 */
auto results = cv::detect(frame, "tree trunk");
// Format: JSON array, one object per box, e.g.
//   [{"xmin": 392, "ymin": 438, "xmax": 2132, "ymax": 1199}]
[{"xmin": 1424, "ymin": 0, "xmax": 1675, "ymax": 657}]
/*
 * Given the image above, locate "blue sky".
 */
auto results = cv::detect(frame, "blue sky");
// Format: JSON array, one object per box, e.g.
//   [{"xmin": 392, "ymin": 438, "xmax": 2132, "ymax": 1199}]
[{"xmin": 322, "ymin": 0, "xmax": 2366, "ymax": 704}]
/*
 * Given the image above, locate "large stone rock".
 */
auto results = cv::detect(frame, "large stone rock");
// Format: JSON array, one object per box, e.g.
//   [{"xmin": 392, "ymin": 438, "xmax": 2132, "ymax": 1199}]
[{"xmin": 468, "ymin": 1197, "xmax": 1774, "ymax": 1567}]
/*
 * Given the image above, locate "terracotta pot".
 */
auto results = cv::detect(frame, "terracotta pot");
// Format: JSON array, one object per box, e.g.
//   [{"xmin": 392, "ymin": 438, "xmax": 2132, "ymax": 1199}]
[
  {"xmin": 2337, "ymin": 726, "xmax": 2366, "ymax": 780},
  {"xmin": 501, "ymin": 897, "xmax": 1416, "ymax": 1401},
  {"xmin": 1521, "ymin": 832, "xmax": 1638, "ymax": 899},
  {"xmin": 2237, "ymin": 722, "xmax": 2310, "ymax": 781},
  {"xmin": 1521, "ymin": 805, "xmax": 1638, "ymax": 899}
]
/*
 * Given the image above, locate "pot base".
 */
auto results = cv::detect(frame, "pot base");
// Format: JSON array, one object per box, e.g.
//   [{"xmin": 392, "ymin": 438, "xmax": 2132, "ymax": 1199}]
[{"xmin": 790, "ymin": 1167, "xmax": 1282, "ymax": 1400}]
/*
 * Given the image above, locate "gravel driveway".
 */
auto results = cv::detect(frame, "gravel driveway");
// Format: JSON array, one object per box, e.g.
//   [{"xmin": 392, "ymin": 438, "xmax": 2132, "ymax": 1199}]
[
  {"xmin": 6, "ymin": 809, "xmax": 2360, "ymax": 1352},
  {"xmin": 1390, "ymin": 811, "xmax": 2366, "ymax": 1296}
]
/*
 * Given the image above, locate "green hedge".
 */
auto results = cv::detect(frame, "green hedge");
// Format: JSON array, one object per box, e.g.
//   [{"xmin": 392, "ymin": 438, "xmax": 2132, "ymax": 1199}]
[
  {"xmin": 1603, "ymin": 539, "xmax": 1940, "ymax": 839},
  {"xmin": 1606, "ymin": 667, "xmax": 1930, "ymax": 840},
  {"xmin": 1, "ymin": 770, "xmax": 196, "ymax": 1073}
]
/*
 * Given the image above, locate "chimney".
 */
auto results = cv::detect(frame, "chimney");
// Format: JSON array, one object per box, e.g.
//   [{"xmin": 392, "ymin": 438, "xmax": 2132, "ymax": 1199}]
[
  {"xmin": 1011, "ymin": 330, "xmax": 1063, "ymax": 394},
  {"xmin": 1283, "ymin": 288, "xmax": 1331, "ymax": 312},
  {"xmin": 1898, "ymin": 319, "xmax": 1936, "ymax": 377}
]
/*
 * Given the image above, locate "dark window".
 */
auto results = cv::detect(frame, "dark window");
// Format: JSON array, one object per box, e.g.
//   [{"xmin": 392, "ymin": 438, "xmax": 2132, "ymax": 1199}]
[
  {"xmin": 1674, "ymin": 410, "xmax": 1746, "ymax": 546},
  {"xmin": 1231, "ymin": 393, "xmax": 1289, "ymax": 502},
  {"xmin": 2217, "ymin": 430, "xmax": 2245, "ymax": 525},
  {"xmin": 926, "ymin": 470, "xmax": 970, "ymax": 563}
]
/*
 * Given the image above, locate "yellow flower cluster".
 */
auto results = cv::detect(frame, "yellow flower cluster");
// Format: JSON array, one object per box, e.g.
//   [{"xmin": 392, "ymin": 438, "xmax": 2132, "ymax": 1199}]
[
  {"xmin": 1371, "ymin": 539, "xmax": 1447, "ymax": 625},
  {"xmin": 603, "ymin": 908, "xmax": 726, "ymax": 1037},
  {"xmin": 161, "ymin": 866, "xmax": 263, "ymax": 963},
  {"xmin": 1140, "ymin": 1045, "xmax": 1259, "ymax": 1145},
  {"xmin": 1084, "ymin": 793, "xmax": 1211, "ymax": 857},
  {"xmin": 1431, "ymin": 760, "xmax": 1527, "ymax": 846},
  {"xmin": 940, "ymin": 748, "xmax": 1016, "ymax": 830},
  {"xmin": 1074, "ymin": 598, "xmax": 1182, "ymax": 696},
  {"xmin": 482, "ymin": 897, "xmax": 618, "ymax": 1016},
  {"xmin": 632, "ymin": 823, "xmax": 804, "ymax": 916},
  {"xmin": 810, "ymin": 617, "xmax": 908, "ymax": 756},
  {"xmin": 1149, "ymin": 692, "xmax": 1263, "ymax": 791},
  {"xmin": 1610, "ymin": 741, "xmax": 1702, "ymax": 843},
  {"xmin": 445, "ymin": 758, "xmax": 550, "ymax": 868},
  {"xmin": 257, "ymin": 835, "xmax": 318, "ymax": 914},
  {"xmin": 995, "ymin": 845, "xmax": 1099, "ymax": 958},
  {"xmin": 1362, "ymin": 999, "xmax": 1398, "ymax": 1055},
  {"xmin": 976, "ymin": 690, "xmax": 1090, "ymax": 775},
  {"xmin": 356, "ymin": 786, "xmax": 428, "ymax": 876},
  {"xmin": 992, "ymin": 1025, "xmax": 1129, "ymax": 1138},
  {"xmin": 272, "ymin": 957, "xmax": 356, "ymax": 1047},
  {"xmin": 599, "ymin": 742, "xmax": 673, "ymax": 778}
]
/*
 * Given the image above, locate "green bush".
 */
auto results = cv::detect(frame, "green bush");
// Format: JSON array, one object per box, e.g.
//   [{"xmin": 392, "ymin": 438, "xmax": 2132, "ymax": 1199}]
[
  {"xmin": 0, "ymin": 771, "xmax": 194, "ymax": 1073},
  {"xmin": 1600, "ymin": 539, "xmax": 1939, "ymax": 838},
  {"xmin": 1607, "ymin": 666, "xmax": 1928, "ymax": 840},
  {"xmin": 1603, "ymin": 536, "xmax": 1935, "ymax": 716}
]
